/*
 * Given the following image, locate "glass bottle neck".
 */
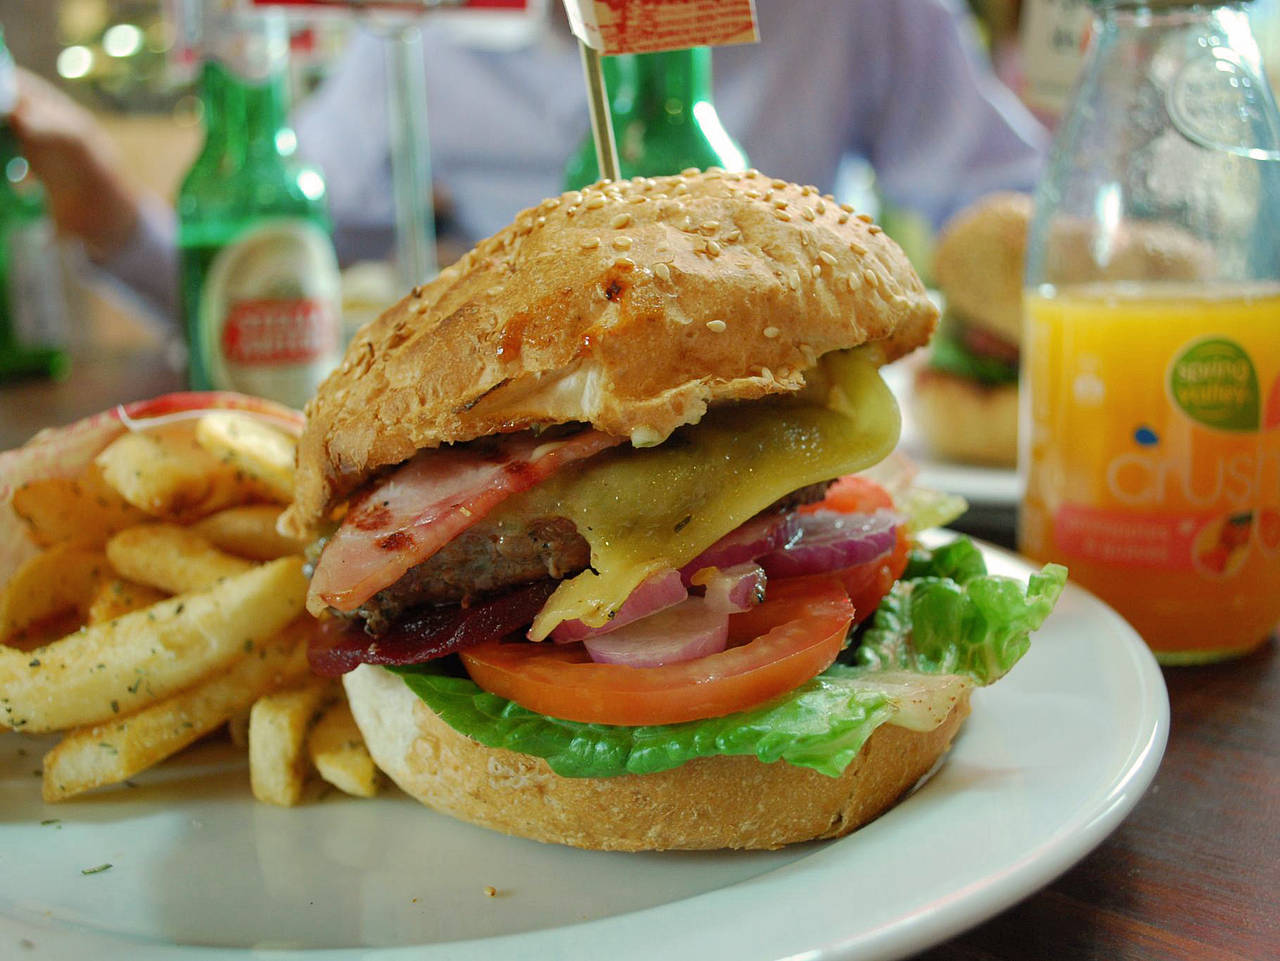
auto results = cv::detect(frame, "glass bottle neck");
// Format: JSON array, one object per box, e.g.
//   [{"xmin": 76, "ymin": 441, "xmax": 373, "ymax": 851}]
[{"xmin": 609, "ymin": 48, "xmax": 714, "ymax": 118}]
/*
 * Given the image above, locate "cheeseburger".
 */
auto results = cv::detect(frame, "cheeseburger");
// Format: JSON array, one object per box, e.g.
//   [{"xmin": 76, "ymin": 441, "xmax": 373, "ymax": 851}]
[
  {"xmin": 282, "ymin": 171, "xmax": 1064, "ymax": 851},
  {"xmin": 911, "ymin": 192, "xmax": 1031, "ymax": 468}
]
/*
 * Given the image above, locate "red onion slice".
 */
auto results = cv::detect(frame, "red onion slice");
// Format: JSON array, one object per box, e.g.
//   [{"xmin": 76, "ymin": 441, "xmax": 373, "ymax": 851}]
[
  {"xmin": 548, "ymin": 568, "xmax": 688, "ymax": 643},
  {"xmin": 583, "ymin": 596, "xmax": 729, "ymax": 667},
  {"xmin": 759, "ymin": 509, "xmax": 899, "ymax": 578},
  {"xmin": 678, "ymin": 513, "xmax": 799, "ymax": 582},
  {"xmin": 693, "ymin": 563, "xmax": 767, "ymax": 614}
]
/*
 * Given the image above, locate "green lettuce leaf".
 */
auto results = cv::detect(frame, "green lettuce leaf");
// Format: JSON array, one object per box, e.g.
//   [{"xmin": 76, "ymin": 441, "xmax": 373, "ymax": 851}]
[
  {"xmin": 927, "ymin": 317, "xmax": 1019, "ymax": 386},
  {"xmin": 392, "ymin": 538, "xmax": 1067, "ymax": 779}
]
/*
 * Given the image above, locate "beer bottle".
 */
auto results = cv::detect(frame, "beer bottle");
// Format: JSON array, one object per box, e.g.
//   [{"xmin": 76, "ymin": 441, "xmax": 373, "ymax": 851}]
[
  {"xmin": 564, "ymin": 47, "xmax": 747, "ymax": 188},
  {"xmin": 177, "ymin": 3, "xmax": 341, "ymax": 408},
  {"xmin": 0, "ymin": 27, "xmax": 70, "ymax": 382}
]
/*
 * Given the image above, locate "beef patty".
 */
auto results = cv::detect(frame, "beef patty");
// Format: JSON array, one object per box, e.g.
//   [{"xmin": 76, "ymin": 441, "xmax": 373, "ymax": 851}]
[{"xmin": 342, "ymin": 481, "xmax": 832, "ymax": 634}]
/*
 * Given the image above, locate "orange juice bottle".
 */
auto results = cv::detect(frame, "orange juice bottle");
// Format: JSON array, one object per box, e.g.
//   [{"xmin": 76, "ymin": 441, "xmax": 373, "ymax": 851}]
[{"xmin": 1021, "ymin": 1, "xmax": 1280, "ymax": 662}]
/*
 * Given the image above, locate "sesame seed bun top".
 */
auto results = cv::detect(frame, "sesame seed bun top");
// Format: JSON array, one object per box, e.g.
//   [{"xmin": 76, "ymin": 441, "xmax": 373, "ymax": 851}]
[{"xmin": 283, "ymin": 169, "xmax": 937, "ymax": 537}]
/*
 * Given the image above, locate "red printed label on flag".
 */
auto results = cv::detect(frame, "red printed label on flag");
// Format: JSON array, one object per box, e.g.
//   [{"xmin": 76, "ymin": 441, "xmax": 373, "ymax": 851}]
[
  {"xmin": 564, "ymin": 0, "xmax": 760, "ymax": 55},
  {"xmin": 221, "ymin": 298, "xmax": 337, "ymax": 365}
]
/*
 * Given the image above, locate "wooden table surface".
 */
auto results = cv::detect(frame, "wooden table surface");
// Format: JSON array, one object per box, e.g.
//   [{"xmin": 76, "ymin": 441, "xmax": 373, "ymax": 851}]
[{"xmin": 2, "ymin": 347, "xmax": 1277, "ymax": 961}]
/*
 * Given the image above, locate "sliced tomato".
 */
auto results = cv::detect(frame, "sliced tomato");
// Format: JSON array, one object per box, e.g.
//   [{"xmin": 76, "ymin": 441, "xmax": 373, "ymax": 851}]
[
  {"xmin": 460, "ymin": 578, "xmax": 854, "ymax": 726},
  {"xmin": 802, "ymin": 474, "xmax": 895, "ymax": 514}
]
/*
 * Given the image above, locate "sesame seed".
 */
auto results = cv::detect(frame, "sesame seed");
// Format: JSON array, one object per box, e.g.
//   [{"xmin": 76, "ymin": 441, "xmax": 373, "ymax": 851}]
[
  {"xmin": 847, "ymin": 273, "xmax": 859, "ymax": 292},
  {"xmin": 580, "ymin": 237, "xmax": 600, "ymax": 250},
  {"xmin": 726, "ymin": 230, "xmax": 742, "ymax": 243},
  {"xmin": 771, "ymin": 179, "xmax": 788, "ymax": 189},
  {"xmin": 706, "ymin": 320, "xmax": 727, "ymax": 332},
  {"xmin": 858, "ymin": 213, "xmax": 874, "ymax": 223},
  {"xmin": 812, "ymin": 263, "xmax": 823, "ymax": 277},
  {"xmin": 775, "ymin": 210, "xmax": 791, "ymax": 221},
  {"xmin": 863, "ymin": 269, "xmax": 879, "ymax": 289},
  {"xmin": 682, "ymin": 167, "xmax": 700, "ymax": 177},
  {"xmin": 746, "ymin": 169, "xmax": 760, "ymax": 178},
  {"xmin": 744, "ymin": 189, "xmax": 762, "ymax": 200},
  {"xmin": 611, "ymin": 212, "xmax": 632, "ymax": 229},
  {"xmin": 705, "ymin": 239, "xmax": 721, "ymax": 257},
  {"xmin": 838, "ymin": 213, "xmax": 850, "ymax": 225},
  {"xmin": 868, "ymin": 224, "xmax": 884, "ymax": 235},
  {"xmin": 773, "ymin": 199, "xmax": 788, "ymax": 210},
  {"xmin": 586, "ymin": 195, "xmax": 606, "ymax": 210},
  {"xmin": 849, "ymin": 241, "xmax": 867, "ymax": 255},
  {"xmin": 673, "ymin": 182, "xmax": 690, "ymax": 195},
  {"xmin": 789, "ymin": 271, "xmax": 800, "ymax": 290},
  {"xmin": 707, "ymin": 165, "xmax": 724, "ymax": 174},
  {"xmin": 801, "ymin": 186, "xmax": 815, "ymax": 197},
  {"xmin": 615, "ymin": 257, "xmax": 636, "ymax": 269},
  {"xmin": 612, "ymin": 236, "xmax": 633, "ymax": 250},
  {"xmin": 819, "ymin": 250, "xmax": 838, "ymax": 265},
  {"xmin": 654, "ymin": 262, "xmax": 672, "ymax": 282},
  {"xmin": 763, "ymin": 325, "xmax": 780, "ymax": 338},
  {"xmin": 535, "ymin": 216, "xmax": 547, "ymax": 226},
  {"xmin": 802, "ymin": 207, "xmax": 816, "ymax": 221},
  {"xmin": 540, "ymin": 198, "xmax": 558, "ymax": 211},
  {"xmin": 815, "ymin": 200, "xmax": 827, "ymax": 215},
  {"xmin": 629, "ymin": 195, "xmax": 648, "ymax": 204},
  {"xmin": 724, "ymin": 171, "xmax": 742, "ymax": 181},
  {"xmin": 840, "ymin": 203, "xmax": 856, "ymax": 213},
  {"xmin": 701, "ymin": 220, "xmax": 720, "ymax": 232}
]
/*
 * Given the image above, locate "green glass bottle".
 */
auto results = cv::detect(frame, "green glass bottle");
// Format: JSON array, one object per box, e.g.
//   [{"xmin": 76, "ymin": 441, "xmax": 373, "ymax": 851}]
[
  {"xmin": 564, "ymin": 47, "xmax": 748, "ymax": 188},
  {"xmin": 0, "ymin": 27, "xmax": 69, "ymax": 382},
  {"xmin": 177, "ymin": 4, "xmax": 341, "ymax": 408}
]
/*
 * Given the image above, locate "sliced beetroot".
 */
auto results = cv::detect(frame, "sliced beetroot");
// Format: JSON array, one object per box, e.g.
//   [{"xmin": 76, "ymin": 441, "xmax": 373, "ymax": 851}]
[{"xmin": 307, "ymin": 580, "xmax": 557, "ymax": 677}]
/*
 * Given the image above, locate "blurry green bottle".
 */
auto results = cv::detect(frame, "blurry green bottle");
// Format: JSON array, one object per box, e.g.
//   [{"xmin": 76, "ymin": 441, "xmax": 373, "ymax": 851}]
[
  {"xmin": 0, "ymin": 27, "xmax": 69, "ymax": 382},
  {"xmin": 177, "ymin": 3, "xmax": 341, "ymax": 408},
  {"xmin": 564, "ymin": 47, "xmax": 747, "ymax": 188}
]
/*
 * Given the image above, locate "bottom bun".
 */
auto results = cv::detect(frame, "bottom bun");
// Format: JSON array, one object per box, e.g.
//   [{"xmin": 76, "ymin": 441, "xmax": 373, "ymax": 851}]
[
  {"xmin": 911, "ymin": 367, "xmax": 1019, "ymax": 468},
  {"xmin": 344, "ymin": 663, "xmax": 972, "ymax": 851}
]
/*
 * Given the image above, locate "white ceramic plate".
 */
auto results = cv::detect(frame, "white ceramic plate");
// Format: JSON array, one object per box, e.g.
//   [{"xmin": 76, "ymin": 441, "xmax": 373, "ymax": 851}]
[{"xmin": 0, "ymin": 541, "xmax": 1168, "ymax": 961}]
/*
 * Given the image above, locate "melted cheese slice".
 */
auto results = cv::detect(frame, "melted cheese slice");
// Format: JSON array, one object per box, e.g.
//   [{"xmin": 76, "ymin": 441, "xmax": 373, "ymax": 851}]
[{"xmin": 488, "ymin": 349, "xmax": 901, "ymax": 639}]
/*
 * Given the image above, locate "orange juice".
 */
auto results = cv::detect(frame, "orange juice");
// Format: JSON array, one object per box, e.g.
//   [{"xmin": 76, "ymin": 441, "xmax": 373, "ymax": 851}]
[{"xmin": 1021, "ymin": 283, "xmax": 1280, "ymax": 662}]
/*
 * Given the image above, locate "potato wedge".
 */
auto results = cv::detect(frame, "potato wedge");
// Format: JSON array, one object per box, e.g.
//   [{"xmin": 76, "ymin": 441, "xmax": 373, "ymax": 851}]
[
  {"xmin": 95, "ymin": 424, "xmax": 253, "ymax": 522},
  {"xmin": 248, "ymin": 680, "xmax": 339, "ymax": 807},
  {"xmin": 191, "ymin": 506, "xmax": 305, "ymax": 561},
  {"xmin": 195, "ymin": 412, "xmax": 296, "ymax": 505},
  {"xmin": 10, "ymin": 463, "xmax": 149, "ymax": 548},
  {"xmin": 41, "ymin": 620, "xmax": 312, "ymax": 802},
  {"xmin": 307, "ymin": 698, "xmax": 381, "ymax": 798},
  {"xmin": 0, "ymin": 556, "xmax": 306, "ymax": 733},
  {"xmin": 0, "ymin": 543, "xmax": 111, "ymax": 646},
  {"xmin": 106, "ymin": 524, "xmax": 254, "ymax": 594},
  {"xmin": 87, "ymin": 578, "xmax": 168, "ymax": 625}
]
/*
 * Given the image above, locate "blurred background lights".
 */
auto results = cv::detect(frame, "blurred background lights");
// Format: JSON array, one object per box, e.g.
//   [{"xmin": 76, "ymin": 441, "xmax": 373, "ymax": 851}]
[
  {"xmin": 102, "ymin": 23, "xmax": 143, "ymax": 59},
  {"xmin": 56, "ymin": 44, "xmax": 93, "ymax": 79}
]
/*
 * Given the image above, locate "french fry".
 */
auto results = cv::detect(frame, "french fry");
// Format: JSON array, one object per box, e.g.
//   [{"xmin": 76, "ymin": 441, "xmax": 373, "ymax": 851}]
[
  {"xmin": 94, "ymin": 424, "xmax": 253, "ymax": 522},
  {"xmin": 195, "ymin": 412, "xmax": 297, "ymax": 505},
  {"xmin": 86, "ymin": 578, "xmax": 168, "ymax": 625},
  {"xmin": 0, "ymin": 556, "xmax": 306, "ymax": 733},
  {"xmin": 0, "ymin": 543, "xmax": 110, "ymax": 646},
  {"xmin": 10, "ymin": 462, "xmax": 149, "ymax": 548},
  {"xmin": 249, "ymin": 680, "xmax": 339, "ymax": 807},
  {"xmin": 307, "ymin": 698, "xmax": 381, "ymax": 798},
  {"xmin": 106, "ymin": 524, "xmax": 254, "ymax": 594},
  {"xmin": 41, "ymin": 621, "xmax": 312, "ymax": 802},
  {"xmin": 191, "ymin": 505, "xmax": 305, "ymax": 561}
]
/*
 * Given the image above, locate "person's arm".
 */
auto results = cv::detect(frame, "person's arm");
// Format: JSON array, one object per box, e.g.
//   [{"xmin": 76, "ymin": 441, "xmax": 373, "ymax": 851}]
[
  {"xmin": 9, "ymin": 68, "xmax": 178, "ymax": 322},
  {"xmin": 857, "ymin": 0, "xmax": 1049, "ymax": 226}
]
